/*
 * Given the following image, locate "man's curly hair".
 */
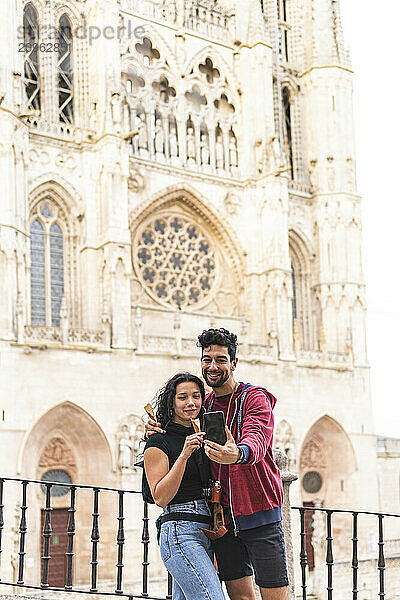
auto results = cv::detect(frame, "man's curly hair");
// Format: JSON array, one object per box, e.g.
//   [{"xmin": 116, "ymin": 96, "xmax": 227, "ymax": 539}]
[
  {"xmin": 153, "ymin": 372, "xmax": 206, "ymax": 429},
  {"xmin": 197, "ymin": 328, "xmax": 238, "ymax": 362}
]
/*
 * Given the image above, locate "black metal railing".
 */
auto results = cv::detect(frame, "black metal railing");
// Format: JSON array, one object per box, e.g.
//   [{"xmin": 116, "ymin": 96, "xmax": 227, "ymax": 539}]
[
  {"xmin": 1, "ymin": 477, "xmax": 399, "ymax": 599},
  {"xmin": 0, "ymin": 477, "xmax": 172, "ymax": 600},
  {"xmin": 293, "ymin": 506, "xmax": 400, "ymax": 600}
]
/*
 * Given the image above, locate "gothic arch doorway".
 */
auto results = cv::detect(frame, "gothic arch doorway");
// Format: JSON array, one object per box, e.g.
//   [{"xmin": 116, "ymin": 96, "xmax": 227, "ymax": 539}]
[
  {"xmin": 20, "ymin": 402, "xmax": 115, "ymax": 587},
  {"xmin": 299, "ymin": 415, "xmax": 357, "ymax": 567}
]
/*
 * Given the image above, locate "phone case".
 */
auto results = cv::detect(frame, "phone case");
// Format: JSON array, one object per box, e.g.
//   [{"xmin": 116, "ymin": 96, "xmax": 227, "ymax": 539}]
[{"xmin": 204, "ymin": 411, "xmax": 227, "ymax": 445}]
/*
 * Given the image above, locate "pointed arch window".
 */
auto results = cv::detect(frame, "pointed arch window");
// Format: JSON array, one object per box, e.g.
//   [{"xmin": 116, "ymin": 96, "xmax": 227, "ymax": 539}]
[
  {"xmin": 277, "ymin": 0, "xmax": 289, "ymax": 61},
  {"xmin": 30, "ymin": 204, "xmax": 64, "ymax": 326},
  {"xmin": 23, "ymin": 3, "xmax": 41, "ymax": 111},
  {"xmin": 290, "ymin": 233, "xmax": 316, "ymax": 350},
  {"xmin": 282, "ymin": 87, "xmax": 294, "ymax": 179},
  {"xmin": 291, "ymin": 263, "xmax": 297, "ymax": 321},
  {"xmin": 58, "ymin": 14, "xmax": 74, "ymax": 123}
]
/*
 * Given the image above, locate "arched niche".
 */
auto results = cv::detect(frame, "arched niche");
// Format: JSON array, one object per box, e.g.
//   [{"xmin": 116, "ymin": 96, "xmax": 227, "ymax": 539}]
[
  {"xmin": 20, "ymin": 401, "xmax": 113, "ymax": 482},
  {"xmin": 299, "ymin": 415, "xmax": 357, "ymax": 506},
  {"xmin": 298, "ymin": 415, "xmax": 358, "ymax": 566},
  {"xmin": 18, "ymin": 402, "xmax": 116, "ymax": 586}
]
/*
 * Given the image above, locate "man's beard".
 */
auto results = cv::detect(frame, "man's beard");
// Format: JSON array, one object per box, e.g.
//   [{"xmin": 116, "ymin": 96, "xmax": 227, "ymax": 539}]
[{"xmin": 203, "ymin": 371, "xmax": 230, "ymax": 388}]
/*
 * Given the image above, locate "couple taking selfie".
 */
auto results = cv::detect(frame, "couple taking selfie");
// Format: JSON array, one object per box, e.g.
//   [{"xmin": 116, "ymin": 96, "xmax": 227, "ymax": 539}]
[{"xmin": 143, "ymin": 328, "xmax": 288, "ymax": 600}]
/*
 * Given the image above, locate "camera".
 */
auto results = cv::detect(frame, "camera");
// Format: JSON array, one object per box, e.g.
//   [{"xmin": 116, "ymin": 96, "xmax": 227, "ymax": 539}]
[{"xmin": 202, "ymin": 480, "xmax": 215, "ymax": 500}]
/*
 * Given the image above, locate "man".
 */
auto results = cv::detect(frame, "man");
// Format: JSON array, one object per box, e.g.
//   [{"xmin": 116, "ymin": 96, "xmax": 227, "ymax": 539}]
[{"xmin": 146, "ymin": 328, "xmax": 288, "ymax": 600}]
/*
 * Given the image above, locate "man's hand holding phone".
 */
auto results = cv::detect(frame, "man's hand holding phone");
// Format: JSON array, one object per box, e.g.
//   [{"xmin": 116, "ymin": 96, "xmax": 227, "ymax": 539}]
[{"xmin": 204, "ymin": 427, "xmax": 240, "ymax": 465}]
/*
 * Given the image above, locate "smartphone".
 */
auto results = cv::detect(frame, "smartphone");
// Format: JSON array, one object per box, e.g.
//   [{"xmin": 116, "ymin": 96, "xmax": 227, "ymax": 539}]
[{"xmin": 203, "ymin": 411, "xmax": 227, "ymax": 445}]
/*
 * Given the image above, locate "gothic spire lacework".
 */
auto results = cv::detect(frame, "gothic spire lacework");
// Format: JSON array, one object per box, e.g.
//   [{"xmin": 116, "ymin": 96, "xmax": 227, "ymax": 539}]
[
  {"xmin": 58, "ymin": 14, "xmax": 74, "ymax": 124},
  {"xmin": 134, "ymin": 216, "xmax": 217, "ymax": 309},
  {"xmin": 23, "ymin": 3, "xmax": 41, "ymax": 111}
]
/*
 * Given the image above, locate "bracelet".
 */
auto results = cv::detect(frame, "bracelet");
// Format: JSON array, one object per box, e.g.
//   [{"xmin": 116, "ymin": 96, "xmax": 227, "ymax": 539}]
[{"xmin": 234, "ymin": 447, "xmax": 244, "ymax": 465}]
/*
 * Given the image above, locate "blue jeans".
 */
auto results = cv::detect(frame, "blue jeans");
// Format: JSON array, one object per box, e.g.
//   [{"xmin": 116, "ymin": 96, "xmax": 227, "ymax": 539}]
[{"xmin": 158, "ymin": 499, "xmax": 226, "ymax": 600}]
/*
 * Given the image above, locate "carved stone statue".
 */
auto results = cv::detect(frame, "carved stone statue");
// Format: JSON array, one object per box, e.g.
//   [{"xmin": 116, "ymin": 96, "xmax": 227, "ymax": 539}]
[
  {"xmin": 154, "ymin": 119, "xmax": 164, "ymax": 155},
  {"xmin": 229, "ymin": 135, "xmax": 238, "ymax": 167},
  {"xmin": 89, "ymin": 101, "xmax": 97, "ymax": 131},
  {"xmin": 200, "ymin": 131, "xmax": 209, "ymax": 165},
  {"xmin": 255, "ymin": 138, "xmax": 264, "ymax": 173},
  {"xmin": 118, "ymin": 425, "xmax": 134, "ymax": 470},
  {"xmin": 215, "ymin": 133, "xmax": 224, "ymax": 169},
  {"xmin": 327, "ymin": 157, "xmax": 335, "ymax": 191},
  {"xmin": 111, "ymin": 91, "xmax": 122, "ymax": 126},
  {"xmin": 269, "ymin": 136, "xmax": 285, "ymax": 172},
  {"xmin": 309, "ymin": 159, "xmax": 318, "ymax": 191},
  {"xmin": 39, "ymin": 437, "xmax": 75, "ymax": 469},
  {"xmin": 346, "ymin": 157, "xmax": 355, "ymax": 191},
  {"xmin": 137, "ymin": 113, "xmax": 148, "ymax": 150},
  {"xmin": 186, "ymin": 126, "xmax": 196, "ymax": 163},
  {"xmin": 169, "ymin": 123, "xmax": 178, "ymax": 157},
  {"xmin": 224, "ymin": 191, "xmax": 241, "ymax": 216}
]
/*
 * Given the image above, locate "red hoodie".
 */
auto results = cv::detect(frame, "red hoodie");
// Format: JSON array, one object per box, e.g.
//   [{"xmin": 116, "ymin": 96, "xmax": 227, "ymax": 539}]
[{"xmin": 206, "ymin": 383, "xmax": 283, "ymax": 531}]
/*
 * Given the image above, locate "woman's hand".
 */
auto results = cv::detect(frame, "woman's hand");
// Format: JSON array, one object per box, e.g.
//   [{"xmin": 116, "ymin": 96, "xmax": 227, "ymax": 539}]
[{"xmin": 180, "ymin": 433, "xmax": 205, "ymax": 461}]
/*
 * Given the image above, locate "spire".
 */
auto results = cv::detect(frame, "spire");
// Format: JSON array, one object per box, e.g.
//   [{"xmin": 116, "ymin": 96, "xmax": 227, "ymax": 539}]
[
  {"xmin": 305, "ymin": 0, "xmax": 351, "ymax": 68},
  {"xmin": 331, "ymin": 0, "xmax": 351, "ymax": 67},
  {"xmin": 247, "ymin": 0, "xmax": 267, "ymax": 44}
]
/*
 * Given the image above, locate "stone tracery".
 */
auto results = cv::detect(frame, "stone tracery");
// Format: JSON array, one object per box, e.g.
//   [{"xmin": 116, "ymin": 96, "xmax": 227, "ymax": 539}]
[
  {"xmin": 133, "ymin": 214, "xmax": 217, "ymax": 309},
  {"xmin": 121, "ymin": 42, "xmax": 239, "ymax": 174}
]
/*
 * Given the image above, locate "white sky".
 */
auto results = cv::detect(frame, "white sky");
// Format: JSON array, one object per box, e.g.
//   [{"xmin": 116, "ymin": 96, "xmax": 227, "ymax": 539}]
[{"xmin": 340, "ymin": 2, "xmax": 400, "ymax": 437}]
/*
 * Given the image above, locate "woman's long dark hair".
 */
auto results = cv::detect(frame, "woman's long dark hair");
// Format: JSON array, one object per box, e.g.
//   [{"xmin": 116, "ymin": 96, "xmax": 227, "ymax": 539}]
[{"xmin": 154, "ymin": 372, "xmax": 205, "ymax": 429}]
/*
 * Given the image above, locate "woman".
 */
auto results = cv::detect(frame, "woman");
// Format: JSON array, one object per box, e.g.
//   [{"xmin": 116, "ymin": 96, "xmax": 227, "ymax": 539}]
[{"xmin": 144, "ymin": 372, "xmax": 226, "ymax": 600}]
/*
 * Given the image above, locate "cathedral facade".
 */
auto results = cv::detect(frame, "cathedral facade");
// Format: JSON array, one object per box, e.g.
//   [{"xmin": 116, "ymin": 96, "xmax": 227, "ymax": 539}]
[{"xmin": 0, "ymin": 0, "xmax": 397, "ymax": 595}]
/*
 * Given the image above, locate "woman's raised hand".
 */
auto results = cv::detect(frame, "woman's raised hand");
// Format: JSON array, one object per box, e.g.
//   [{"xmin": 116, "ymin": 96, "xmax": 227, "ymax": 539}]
[{"xmin": 180, "ymin": 433, "xmax": 205, "ymax": 460}]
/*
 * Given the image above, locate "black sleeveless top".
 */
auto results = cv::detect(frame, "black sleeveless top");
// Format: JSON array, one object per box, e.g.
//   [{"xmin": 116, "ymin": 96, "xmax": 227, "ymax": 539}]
[{"xmin": 144, "ymin": 422, "xmax": 209, "ymax": 504}]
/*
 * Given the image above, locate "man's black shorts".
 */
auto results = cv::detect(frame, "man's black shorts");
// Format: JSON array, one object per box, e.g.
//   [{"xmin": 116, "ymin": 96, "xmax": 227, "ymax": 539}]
[{"xmin": 212, "ymin": 518, "xmax": 289, "ymax": 589}]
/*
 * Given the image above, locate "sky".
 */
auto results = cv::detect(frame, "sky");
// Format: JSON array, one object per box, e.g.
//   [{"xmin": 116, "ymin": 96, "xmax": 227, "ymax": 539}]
[{"xmin": 340, "ymin": 2, "xmax": 400, "ymax": 437}]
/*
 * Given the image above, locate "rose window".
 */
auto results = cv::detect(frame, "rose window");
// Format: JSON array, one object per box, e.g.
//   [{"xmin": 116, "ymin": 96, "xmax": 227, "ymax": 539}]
[{"xmin": 134, "ymin": 216, "xmax": 217, "ymax": 308}]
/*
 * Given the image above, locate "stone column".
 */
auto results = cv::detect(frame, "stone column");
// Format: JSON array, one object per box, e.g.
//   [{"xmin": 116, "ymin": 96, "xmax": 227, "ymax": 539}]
[
  {"xmin": 274, "ymin": 449, "xmax": 298, "ymax": 600},
  {"xmin": 173, "ymin": 310, "xmax": 182, "ymax": 355},
  {"xmin": 60, "ymin": 295, "xmax": 69, "ymax": 345},
  {"xmin": 135, "ymin": 306, "xmax": 143, "ymax": 352},
  {"xmin": 101, "ymin": 299, "xmax": 112, "ymax": 348},
  {"xmin": 16, "ymin": 292, "xmax": 24, "ymax": 344}
]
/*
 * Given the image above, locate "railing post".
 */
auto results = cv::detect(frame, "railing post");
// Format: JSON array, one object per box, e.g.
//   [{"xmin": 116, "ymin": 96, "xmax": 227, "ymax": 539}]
[
  {"xmin": 142, "ymin": 501, "xmax": 149, "ymax": 597},
  {"xmin": 41, "ymin": 483, "xmax": 53, "ymax": 588},
  {"xmin": 299, "ymin": 508, "xmax": 308, "ymax": 600},
  {"xmin": 17, "ymin": 481, "xmax": 28, "ymax": 585},
  {"xmin": 352, "ymin": 512, "xmax": 359, "ymax": 600},
  {"xmin": 0, "ymin": 478, "xmax": 4, "ymax": 574},
  {"xmin": 378, "ymin": 514, "xmax": 385, "ymax": 599},
  {"xmin": 274, "ymin": 449, "xmax": 298, "ymax": 600},
  {"xmin": 167, "ymin": 572, "xmax": 173, "ymax": 599},
  {"xmin": 115, "ymin": 491, "xmax": 125, "ymax": 594},
  {"xmin": 326, "ymin": 511, "xmax": 334, "ymax": 600},
  {"xmin": 90, "ymin": 488, "xmax": 100, "ymax": 592},
  {"xmin": 65, "ymin": 486, "xmax": 76, "ymax": 590}
]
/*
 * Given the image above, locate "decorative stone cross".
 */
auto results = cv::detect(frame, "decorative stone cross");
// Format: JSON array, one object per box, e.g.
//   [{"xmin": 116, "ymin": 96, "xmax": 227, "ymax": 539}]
[
  {"xmin": 199, "ymin": 57, "xmax": 220, "ymax": 83},
  {"xmin": 185, "ymin": 85, "xmax": 207, "ymax": 112},
  {"xmin": 152, "ymin": 76, "xmax": 176, "ymax": 104}
]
